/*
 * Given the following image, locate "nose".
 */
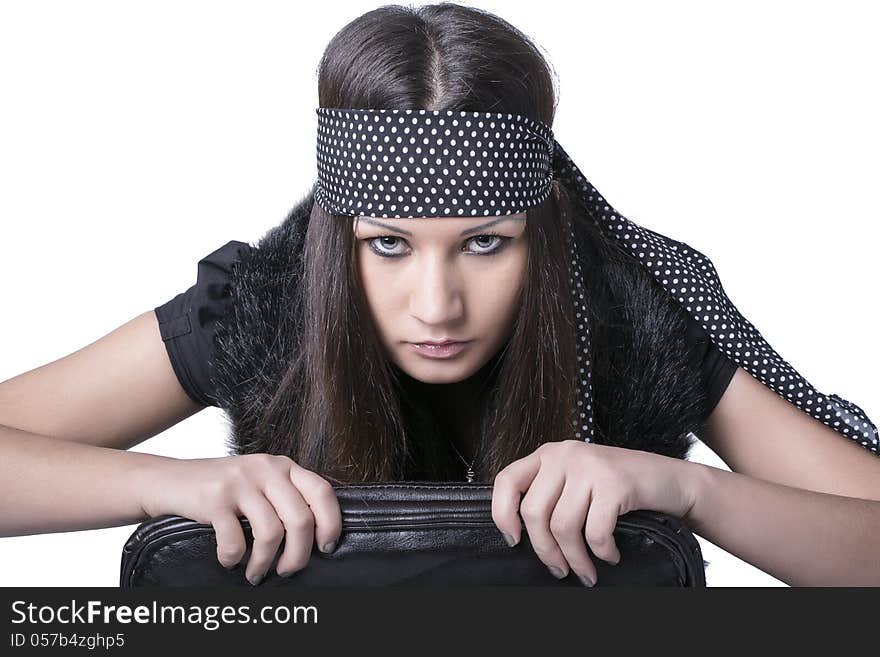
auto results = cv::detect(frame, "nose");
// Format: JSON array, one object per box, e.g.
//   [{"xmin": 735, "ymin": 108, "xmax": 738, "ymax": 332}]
[{"xmin": 409, "ymin": 258, "xmax": 464, "ymax": 325}]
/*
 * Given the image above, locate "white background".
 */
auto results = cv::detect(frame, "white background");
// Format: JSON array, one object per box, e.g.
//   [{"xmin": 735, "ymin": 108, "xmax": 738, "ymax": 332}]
[{"xmin": 1, "ymin": 0, "xmax": 877, "ymax": 587}]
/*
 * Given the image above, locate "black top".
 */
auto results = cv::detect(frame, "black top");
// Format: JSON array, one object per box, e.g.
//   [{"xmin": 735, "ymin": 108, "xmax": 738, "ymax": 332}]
[
  {"xmin": 154, "ymin": 240, "xmax": 251, "ymax": 408},
  {"xmin": 155, "ymin": 239, "xmax": 738, "ymax": 416}
]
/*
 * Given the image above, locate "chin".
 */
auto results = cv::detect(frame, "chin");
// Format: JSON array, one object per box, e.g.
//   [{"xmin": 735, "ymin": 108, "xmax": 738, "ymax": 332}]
[{"xmin": 397, "ymin": 353, "xmax": 480, "ymax": 385}]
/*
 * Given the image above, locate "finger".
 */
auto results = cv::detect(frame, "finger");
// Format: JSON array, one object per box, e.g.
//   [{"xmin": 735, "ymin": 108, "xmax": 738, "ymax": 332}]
[
  {"xmin": 290, "ymin": 465, "xmax": 342, "ymax": 554},
  {"xmin": 518, "ymin": 466, "xmax": 568, "ymax": 578},
  {"xmin": 261, "ymin": 474, "xmax": 316, "ymax": 576},
  {"xmin": 238, "ymin": 492, "xmax": 286, "ymax": 585},
  {"xmin": 583, "ymin": 492, "xmax": 623, "ymax": 577},
  {"xmin": 212, "ymin": 510, "xmax": 247, "ymax": 570},
  {"xmin": 549, "ymin": 478, "xmax": 597, "ymax": 586},
  {"xmin": 491, "ymin": 450, "xmax": 541, "ymax": 545}
]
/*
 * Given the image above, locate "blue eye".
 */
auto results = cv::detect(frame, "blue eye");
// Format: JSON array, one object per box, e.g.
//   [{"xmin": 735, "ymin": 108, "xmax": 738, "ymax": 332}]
[
  {"xmin": 365, "ymin": 233, "xmax": 511, "ymax": 259},
  {"xmin": 468, "ymin": 234, "xmax": 506, "ymax": 254},
  {"xmin": 366, "ymin": 236, "xmax": 406, "ymax": 257}
]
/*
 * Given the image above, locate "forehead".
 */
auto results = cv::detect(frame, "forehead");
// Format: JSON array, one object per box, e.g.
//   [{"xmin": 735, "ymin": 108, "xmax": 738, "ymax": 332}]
[{"xmin": 354, "ymin": 212, "xmax": 527, "ymax": 236}]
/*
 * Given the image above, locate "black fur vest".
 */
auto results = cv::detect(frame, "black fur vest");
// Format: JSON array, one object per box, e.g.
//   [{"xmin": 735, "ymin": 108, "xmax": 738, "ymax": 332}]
[{"xmin": 211, "ymin": 188, "xmax": 710, "ymax": 468}]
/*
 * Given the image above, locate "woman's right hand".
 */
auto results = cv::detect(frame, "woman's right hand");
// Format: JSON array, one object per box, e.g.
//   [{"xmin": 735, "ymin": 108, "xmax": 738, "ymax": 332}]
[{"xmin": 138, "ymin": 454, "xmax": 342, "ymax": 585}]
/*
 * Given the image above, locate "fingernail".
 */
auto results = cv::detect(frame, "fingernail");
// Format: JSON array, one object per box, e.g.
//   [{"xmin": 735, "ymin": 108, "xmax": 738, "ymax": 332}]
[
  {"xmin": 501, "ymin": 531, "xmax": 517, "ymax": 548},
  {"xmin": 321, "ymin": 540, "xmax": 337, "ymax": 554},
  {"xmin": 247, "ymin": 573, "xmax": 263, "ymax": 586},
  {"xmin": 578, "ymin": 573, "xmax": 595, "ymax": 587},
  {"xmin": 548, "ymin": 565, "xmax": 566, "ymax": 579}
]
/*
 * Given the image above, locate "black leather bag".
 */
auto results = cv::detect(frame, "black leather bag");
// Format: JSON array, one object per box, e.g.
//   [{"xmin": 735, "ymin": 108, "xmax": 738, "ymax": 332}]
[{"xmin": 120, "ymin": 482, "xmax": 706, "ymax": 587}]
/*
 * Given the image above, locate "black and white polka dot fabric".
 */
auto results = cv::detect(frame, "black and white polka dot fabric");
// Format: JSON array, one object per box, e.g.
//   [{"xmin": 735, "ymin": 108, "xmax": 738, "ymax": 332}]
[
  {"xmin": 551, "ymin": 140, "xmax": 879, "ymax": 454},
  {"xmin": 315, "ymin": 107, "xmax": 879, "ymax": 456},
  {"xmin": 315, "ymin": 108, "xmax": 554, "ymax": 217}
]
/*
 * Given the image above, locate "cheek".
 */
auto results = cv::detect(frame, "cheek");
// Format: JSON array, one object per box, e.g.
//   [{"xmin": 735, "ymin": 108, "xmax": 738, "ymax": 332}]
[
  {"xmin": 471, "ymin": 248, "xmax": 528, "ymax": 326},
  {"xmin": 357, "ymin": 257, "xmax": 398, "ymax": 322}
]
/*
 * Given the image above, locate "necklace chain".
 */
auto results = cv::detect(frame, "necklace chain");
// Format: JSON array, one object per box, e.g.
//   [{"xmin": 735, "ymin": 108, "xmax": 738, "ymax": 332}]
[{"xmin": 449, "ymin": 439, "xmax": 476, "ymax": 483}]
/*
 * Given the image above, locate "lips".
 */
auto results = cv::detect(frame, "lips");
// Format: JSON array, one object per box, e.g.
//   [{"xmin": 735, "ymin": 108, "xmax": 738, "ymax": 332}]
[
  {"xmin": 409, "ymin": 341, "xmax": 470, "ymax": 359},
  {"xmin": 414, "ymin": 339, "xmax": 467, "ymax": 346}
]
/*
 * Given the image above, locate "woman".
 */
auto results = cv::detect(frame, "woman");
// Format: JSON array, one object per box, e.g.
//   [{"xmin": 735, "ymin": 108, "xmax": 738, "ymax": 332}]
[{"xmin": 2, "ymin": 3, "xmax": 879, "ymax": 589}]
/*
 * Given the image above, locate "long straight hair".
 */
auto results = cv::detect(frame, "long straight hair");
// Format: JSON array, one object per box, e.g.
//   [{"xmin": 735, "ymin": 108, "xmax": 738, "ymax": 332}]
[{"xmin": 249, "ymin": 3, "xmax": 586, "ymax": 484}]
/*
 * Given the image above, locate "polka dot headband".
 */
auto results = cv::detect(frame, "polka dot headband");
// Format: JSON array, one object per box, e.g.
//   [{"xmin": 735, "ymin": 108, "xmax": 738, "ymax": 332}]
[
  {"xmin": 315, "ymin": 107, "xmax": 879, "ymax": 456},
  {"xmin": 315, "ymin": 108, "xmax": 553, "ymax": 218}
]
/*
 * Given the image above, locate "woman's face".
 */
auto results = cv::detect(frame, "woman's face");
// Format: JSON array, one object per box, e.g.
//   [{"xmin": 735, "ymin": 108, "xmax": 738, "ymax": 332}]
[{"xmin": 354, "ymin": 212, "xmax": 528, "ymax": 384}]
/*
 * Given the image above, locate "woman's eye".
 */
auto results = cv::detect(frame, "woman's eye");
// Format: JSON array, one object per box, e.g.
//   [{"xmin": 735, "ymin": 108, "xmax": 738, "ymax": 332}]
[
  {"xmin": 469, "ymin": 234, "xmax": 503, "ymax": 254},
  {"xmin": 365, "ymin": 234, "xmax": 510, "ymax": 258},
  {"xmin": 367, "ymin": 236, "xmax": 407, "ymax": 257}
]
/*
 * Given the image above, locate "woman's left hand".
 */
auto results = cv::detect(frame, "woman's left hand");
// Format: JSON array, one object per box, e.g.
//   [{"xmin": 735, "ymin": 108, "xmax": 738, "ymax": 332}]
[{"xmin": 491, "ymin": 439, "xmax": 700, "ymax": 586}]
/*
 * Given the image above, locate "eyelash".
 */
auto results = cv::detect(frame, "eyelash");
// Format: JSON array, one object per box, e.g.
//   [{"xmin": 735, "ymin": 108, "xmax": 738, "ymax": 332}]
[{"xmin": 363, "ymin": 232, "xmax": 512, "ymax": 259}]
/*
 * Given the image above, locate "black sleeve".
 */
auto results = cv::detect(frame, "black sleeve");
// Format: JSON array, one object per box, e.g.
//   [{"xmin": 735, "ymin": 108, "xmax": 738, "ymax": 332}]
[
  {"xmin": 154, "ymin": 239, "xmax": 252, "ymax": 407},
  {"xmin": 683, "ymin": 312, "xmax": 738, "ymax": 420}
]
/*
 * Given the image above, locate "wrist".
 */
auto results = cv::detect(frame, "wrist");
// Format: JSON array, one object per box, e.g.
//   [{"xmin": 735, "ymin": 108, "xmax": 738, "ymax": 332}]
[
  {"xmin": 679, "ymin": 460, "xmax": 716, "ymax": 529},
  {"xmin": 130, "ymin": 452, "xmax": 182, "ymax": 519}
]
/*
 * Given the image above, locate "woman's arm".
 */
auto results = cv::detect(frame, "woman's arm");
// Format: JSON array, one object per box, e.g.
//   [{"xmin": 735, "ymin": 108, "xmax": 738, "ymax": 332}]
[
  {"xmin": 697, "ymin": 368, "xmax": 880, "ymax": 502},
  {"xmin": 0, "ymin": 423, "xmax": 167, "ymax": 536},
  {"xmin": 0, "ymin": 309, "xmax": 207, "ymax": 536},
  {"xmin": 679, "ymin": 363, "xmax": 880, "ymax": 585},
  {"xmin": 0, "ymin": 310, "xmax": 205, "ymax": 451},
  {"xmin": 0, "ymin": 422, "xmax": 346, "ymax": 584},
  {"xmin": 682, "ymin": 460, "xmax": 880, "ymax": 586}
]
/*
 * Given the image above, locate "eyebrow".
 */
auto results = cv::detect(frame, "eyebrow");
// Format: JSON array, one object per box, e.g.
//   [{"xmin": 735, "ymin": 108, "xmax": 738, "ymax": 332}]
[{"xmin": 357, "ymin": 215, "xmax": 525, "ymax": 237}]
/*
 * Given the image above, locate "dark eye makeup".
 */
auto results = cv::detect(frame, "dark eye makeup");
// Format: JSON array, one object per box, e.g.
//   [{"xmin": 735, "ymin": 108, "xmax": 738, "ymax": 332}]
[{"xmin": 362, "ymin": 232, "xmax": 512, "ymax": 259}]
